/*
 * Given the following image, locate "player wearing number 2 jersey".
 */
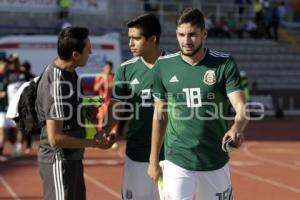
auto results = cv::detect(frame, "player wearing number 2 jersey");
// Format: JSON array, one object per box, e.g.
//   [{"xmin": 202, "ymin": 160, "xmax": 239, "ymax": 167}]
[
  {"xmin": 96, "ymin": 14, "xmax": 164, "ymax": 200},
  {"xmin": 148, "ymin": 8, "xmax": 249, "ymax": 200}
]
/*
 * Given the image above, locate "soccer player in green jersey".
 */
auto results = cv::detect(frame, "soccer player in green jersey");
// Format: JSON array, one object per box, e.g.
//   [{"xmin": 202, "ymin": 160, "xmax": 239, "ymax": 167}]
[
  {"xmin": 96, "ymin": 14, "xmax": 165, "ymax": 200},
  {"xmin": 148, "ymin": 8, "xmax": 249, "ymax": 200}
]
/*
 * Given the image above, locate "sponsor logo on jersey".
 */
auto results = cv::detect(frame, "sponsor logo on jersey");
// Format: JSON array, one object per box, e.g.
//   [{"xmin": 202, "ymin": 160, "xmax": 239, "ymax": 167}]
[
  {"xmin": 130, "ymin": 78, "xmax": 140, "ymax": 85},
  {"xmin": 203, "ymin": 70, "xmax": 216, "ymax": 85},
  {"xmin": 169, "ymin": 75, "xmax": 179, "ymax": 83}
]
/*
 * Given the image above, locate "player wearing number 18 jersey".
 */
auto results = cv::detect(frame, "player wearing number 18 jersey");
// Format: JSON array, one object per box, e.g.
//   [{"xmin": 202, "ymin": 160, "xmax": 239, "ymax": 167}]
[{"xmin": 148, "ymin": 8, "xmax": 249, "ymax": 200}]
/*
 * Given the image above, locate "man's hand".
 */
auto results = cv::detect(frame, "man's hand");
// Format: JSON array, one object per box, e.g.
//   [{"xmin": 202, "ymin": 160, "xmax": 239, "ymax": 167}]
[
  {"xmin": 94, "ymin": 132, "xmax": 115, "ymax": 149},
  {"xmin": 148, "ymin": 161, "xmax": 162, "ymax": 184},
  {"xmin": 222, "ymin": 128, "xmax": 244, "ymax": 149}
]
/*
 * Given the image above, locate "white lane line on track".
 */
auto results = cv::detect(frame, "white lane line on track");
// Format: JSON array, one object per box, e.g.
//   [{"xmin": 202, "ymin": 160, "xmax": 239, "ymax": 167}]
[
  {"xmin": 230, "ymin": 160, "xmax": 260, "ymax": 166},
  {"xmin": 243, "ymin": 143, "xmax": 300, "ymax": 170},
  {"xmin": 84, "ymin": 173, "xmax": 120, "ymax": 199},
  {"xmin": 0, "ymin": 176, "xmax": 21, "ymax": 200},
  {"xmin": 232, "ymin": 168, "xmax": 300, "ymax": 194},
  {"xmin": 83, "ymin": 159, "xmax": 123, "ymax": 166}
]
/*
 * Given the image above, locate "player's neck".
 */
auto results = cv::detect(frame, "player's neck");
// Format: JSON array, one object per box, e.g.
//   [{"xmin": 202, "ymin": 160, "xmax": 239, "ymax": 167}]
[
  {"xmin": 141, "ymin": 47, "xmax": 162, "ymax": 68},
  {"xmin": 54, "ymin": 58, "xmax": 76, "ymax": 72},
  {"xmin": 181, "ymin": 48, "xmax": 206, "ymax": 66}
]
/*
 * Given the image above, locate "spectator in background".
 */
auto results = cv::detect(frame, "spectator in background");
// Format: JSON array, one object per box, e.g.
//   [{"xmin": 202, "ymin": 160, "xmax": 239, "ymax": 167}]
[
  {"xmin": 271, "ymin": 2, "xmax": 281, "ymax": 41},
  {"xmin": 263, "ymin": 2, "xmax": 280, "ymax": 41},
  {"xmin": 0, "ymin": 58, "xmax": 9, "ymax": 162},
  {"xmin": 277, "ymin": 1, "xmax": 287, "ymax": 20},
  {"xmin": 57, "ymin": 0, "xmax": 70, "ymax": 19},
  {"xmin": 235, "ymin": 0, "xmax": 245, "ymax": 20},
  {"xmin": 208, "ymin": 15, "xmax": 232, "ymax": 38},
  {"xmin": 262, "ymin": 4, "xmax": 276, "ymax": 40},
  {"xmin": 93, "ymin": 61, "xmax": 117, "ymax": 133},
  {"xmin": 254, "ymin": 0, "xmax": 263, "ymax": 26},
  {"xmin": 220, "ymin": 12, "xmax": 246, "ymax": 39},
  {"xmin": 7, "ymin": 53, "xmax": 20, "ymax": 83},
  {"xmin": 235, "ymin": 0, "xmax": 252, "ymax": 21},
  {"xmin": 242, "ymin": 18, "xmax": 264, "ymax": 38},
  {"xmin": 19, "ymin": 61, "xmax": 35, "ymax": 82},
  {"xmin": 6, "ymin": 54, "xmax": 24, "ymax": 157},
  {"xmin": 225, "ymin": 12, "xmax": 243, "ymax": 37}
]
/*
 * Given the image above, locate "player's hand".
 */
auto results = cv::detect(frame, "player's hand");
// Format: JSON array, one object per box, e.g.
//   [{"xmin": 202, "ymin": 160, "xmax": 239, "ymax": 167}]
[
  {"xmin": 148, "ymin": 161, "xmax": 162, "ymax": 184},
  {"xmin": 223, "ymin": 128, "xmax": 244, "ymax": 149},
  {"xmin": 94, "ymin": 132, "xmax": 115, "ymax": 149}
]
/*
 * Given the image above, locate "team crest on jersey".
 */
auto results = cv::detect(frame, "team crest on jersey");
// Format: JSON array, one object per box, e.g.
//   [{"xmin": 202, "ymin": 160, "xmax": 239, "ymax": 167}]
[{"xmin": 203, "ymin": 70, "xmax": 216, "ymax": 85}]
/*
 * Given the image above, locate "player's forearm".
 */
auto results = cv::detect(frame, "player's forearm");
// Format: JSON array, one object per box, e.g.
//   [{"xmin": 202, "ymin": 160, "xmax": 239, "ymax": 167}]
[
  {"xmin": 232, "ymin": 111, "xmax": 248, "ymax": 133},
  {"xmin": 149, "ymin": 131, "xmax": 162, "ymax": 164},
  {"xmin": 50, "ymin": 134, "xmax": 97, "ymax": 148},
  {"xmin": 149, "ymin": 102, "xmax": 167, "ymax": 164},
  {"xmin": 228, "ymin": 91, "xmax": 249, "ymax": 133},
  {"xmin": 232, "ymin": 106, "xmax": 249, "ymax": 133},
  {"xmin": 47, "ymin": 119, "xmax": 98, "ymax": 148}
]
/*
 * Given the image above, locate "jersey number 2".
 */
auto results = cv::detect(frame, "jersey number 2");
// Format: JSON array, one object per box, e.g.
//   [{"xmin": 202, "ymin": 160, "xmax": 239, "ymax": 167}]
[{"xmin": 141, "ymin": 89, "xmax": 152, "ymax": 107}]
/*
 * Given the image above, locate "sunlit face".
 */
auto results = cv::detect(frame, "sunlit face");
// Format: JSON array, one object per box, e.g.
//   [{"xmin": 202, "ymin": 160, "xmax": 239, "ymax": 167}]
[
  {"xmin": 176, "ymin": 23, "xmax": 207, "ymax": 57},
  {"xmin": 77, "ymin": 38, "xmax": 92, "ymax": 67},
  {"xmin": 128, "ymin": 27, "xmax": 153, "ymax": 57}
]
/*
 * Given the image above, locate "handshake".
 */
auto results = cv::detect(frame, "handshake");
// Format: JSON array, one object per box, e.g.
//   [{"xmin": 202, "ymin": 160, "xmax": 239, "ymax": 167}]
[{"xmin": 94, "ymin": 132, "xmax": 116, "ymax": 149}]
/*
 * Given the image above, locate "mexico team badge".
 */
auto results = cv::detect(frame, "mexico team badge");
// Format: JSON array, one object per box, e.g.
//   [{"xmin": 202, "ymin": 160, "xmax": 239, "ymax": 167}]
[{"xmin": 203, "ymin": 70, "xmax": 216, "ymax": 85}]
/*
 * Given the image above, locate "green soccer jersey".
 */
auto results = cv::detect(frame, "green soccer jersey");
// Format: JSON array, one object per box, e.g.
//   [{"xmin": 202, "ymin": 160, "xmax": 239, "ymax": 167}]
[
  {"xmin": 112, "ymin": 57, "xmax": 164, "ymax": 162},
  {"xmin": 153, "ymin": 48, "xmax": 242, "ymax": 171}
]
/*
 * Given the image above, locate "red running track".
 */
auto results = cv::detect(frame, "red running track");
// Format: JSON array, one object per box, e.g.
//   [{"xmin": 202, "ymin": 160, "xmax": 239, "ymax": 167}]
[{"xmin": 1, "ymin": 119, "xmax": 300, "ymax": 199}]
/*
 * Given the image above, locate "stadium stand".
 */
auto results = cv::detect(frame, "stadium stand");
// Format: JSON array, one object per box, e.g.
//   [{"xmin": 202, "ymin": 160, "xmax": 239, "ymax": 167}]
[{"xmin": 1, "ymin": 0, "xmax": 300, "ymax": 115}]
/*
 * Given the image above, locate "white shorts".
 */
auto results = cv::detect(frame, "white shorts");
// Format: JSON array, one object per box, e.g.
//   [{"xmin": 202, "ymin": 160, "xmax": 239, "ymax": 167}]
[
  {"xmin": 122, "ymin": 155, "xmax": 160, "ymax": 200},
  {"xmin": 162, "ymin": 160, "xmax": 233, "ymax": 200},
  {"xmin": 0, "ymin": 112, "xmax": 16, "ymax": 128}
]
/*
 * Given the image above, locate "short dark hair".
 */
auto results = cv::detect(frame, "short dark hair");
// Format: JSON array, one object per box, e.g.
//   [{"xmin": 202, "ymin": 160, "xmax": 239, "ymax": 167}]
[
  {"xmin": 127, "ymin": 14, "xmax": 161, "ymax": 43},
  {"xmin": 176, "ymin": 8, "xmax": 205, "ymax": 30},
  {"xmin": 57, "ymin": 26, "xmax": 89, "ymax": 61}
]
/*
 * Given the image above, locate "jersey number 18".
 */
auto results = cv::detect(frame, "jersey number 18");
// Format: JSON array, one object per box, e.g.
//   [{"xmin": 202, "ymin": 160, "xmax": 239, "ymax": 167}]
[{"xmin": 182, "ymin": 88, "xmax": 202, "ymax": 108}]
